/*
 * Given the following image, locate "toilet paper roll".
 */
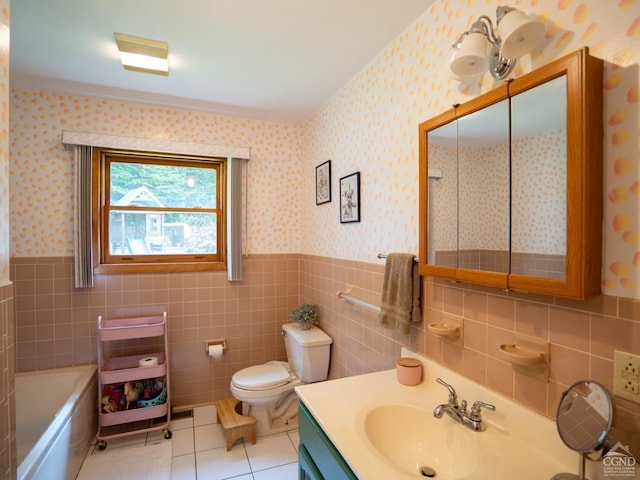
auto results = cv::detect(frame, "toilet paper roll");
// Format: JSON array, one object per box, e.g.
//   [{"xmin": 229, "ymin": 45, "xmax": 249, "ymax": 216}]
[
  {"xmin": 139, "ymin": 356, "xmax": 158, "ymax": 368},
  {"xmin": 208, "ymin": 344, "xmax": 224, "ymax": 359}
]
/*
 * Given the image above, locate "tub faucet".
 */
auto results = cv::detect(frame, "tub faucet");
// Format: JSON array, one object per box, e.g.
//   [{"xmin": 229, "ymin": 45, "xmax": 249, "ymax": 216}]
[{"xmin": 433, "ymin": 378, "xmax": 496, "ymax": 432}]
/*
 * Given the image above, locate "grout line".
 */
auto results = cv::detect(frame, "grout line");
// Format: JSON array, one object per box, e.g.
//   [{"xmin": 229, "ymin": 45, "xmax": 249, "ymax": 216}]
[{"xmin": 241, "ymin": 438, "xmax": 254, "ymax": 474}]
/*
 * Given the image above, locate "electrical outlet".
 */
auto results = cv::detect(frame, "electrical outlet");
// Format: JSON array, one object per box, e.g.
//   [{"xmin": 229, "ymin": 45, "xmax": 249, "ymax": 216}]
[
  {"xmin": 623, "ymin": 353, "xmax": 639, "ymax": 373},
  {"xmin": 613, "ymin": 350, "xmax": 640, "ymax": 404},
  {"xmin": 623, "ymin": 380, "xmax": 639, "ymax": 395}
]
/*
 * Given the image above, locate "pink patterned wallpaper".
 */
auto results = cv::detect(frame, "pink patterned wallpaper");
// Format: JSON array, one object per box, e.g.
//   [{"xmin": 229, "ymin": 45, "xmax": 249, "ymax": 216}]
[
  {"xmin": 301, "ymin": 0, "xmax": 640, "ymax": 299},
  {"xmin": 8, "ymin": 0, "xmax": 640, "ymax": 300},
  {"xmin": 426, "ymin": 143, "xmax": 457, "ymax": 256},
  {"xmin": 10, "ymin": 95, "xmax": 302, "ymax": 256},
  {"xmin": 512, "ymin": 129, "xmax": 567, "ymax": 254},
  {"xmin": 459, "ymin": 143, "xmax": 510, "ymax": 252},
  {"xmin": 424, "ymin": 129, "xmax": 565, "ymax": 257}
]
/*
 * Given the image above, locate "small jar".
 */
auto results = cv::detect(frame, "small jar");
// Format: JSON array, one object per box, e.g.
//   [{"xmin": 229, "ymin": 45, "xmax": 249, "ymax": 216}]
[{"xmin": 396, "ymin": 357, "xmax": 422, "ymax": 386}]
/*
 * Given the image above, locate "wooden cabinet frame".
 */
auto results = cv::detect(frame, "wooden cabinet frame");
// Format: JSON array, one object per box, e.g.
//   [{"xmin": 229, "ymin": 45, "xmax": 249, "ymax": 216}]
[{"xmin": 418, "ymin": 47, "xmax": 603, "ymax": 300}]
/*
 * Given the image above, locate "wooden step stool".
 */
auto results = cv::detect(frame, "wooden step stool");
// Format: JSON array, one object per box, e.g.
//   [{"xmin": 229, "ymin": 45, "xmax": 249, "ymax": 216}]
[{"xmin": 214, "ymin": 398, "xmax": 257, "ymax": 451}]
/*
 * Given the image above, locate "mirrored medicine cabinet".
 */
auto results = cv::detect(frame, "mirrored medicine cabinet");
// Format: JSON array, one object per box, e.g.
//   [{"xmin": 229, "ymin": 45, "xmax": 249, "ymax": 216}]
[{"xmin": 418, "ymin": 47, "xmax": 603, "ymax": 300}]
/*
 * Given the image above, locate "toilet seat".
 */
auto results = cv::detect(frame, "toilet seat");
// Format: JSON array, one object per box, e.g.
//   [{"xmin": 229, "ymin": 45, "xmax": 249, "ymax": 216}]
[{"xmin": 232, "ymin": 362, "xmax": 291, "ymax": 391}]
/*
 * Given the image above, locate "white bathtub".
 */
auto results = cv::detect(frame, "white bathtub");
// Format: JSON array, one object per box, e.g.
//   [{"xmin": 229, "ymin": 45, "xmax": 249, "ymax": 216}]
[{"xmin": 16, "ymin": 365, "xmax": 98, "ymax": 480}]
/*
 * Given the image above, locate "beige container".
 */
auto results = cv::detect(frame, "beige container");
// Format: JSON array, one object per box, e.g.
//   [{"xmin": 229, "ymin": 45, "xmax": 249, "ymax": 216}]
[{"xmin": 396, "ymin": 357, "xmax": 422, "ymax": 386}]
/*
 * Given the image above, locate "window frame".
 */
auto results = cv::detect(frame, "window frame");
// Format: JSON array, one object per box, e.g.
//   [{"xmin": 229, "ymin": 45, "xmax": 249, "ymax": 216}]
[{"xmin": 92, "ymin": 147, "xmax": 227, "ymax": 274}]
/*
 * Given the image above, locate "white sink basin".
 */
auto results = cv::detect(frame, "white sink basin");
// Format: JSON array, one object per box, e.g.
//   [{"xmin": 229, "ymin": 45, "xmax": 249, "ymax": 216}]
[
  {"xmin": 357, "ymin": 400, "xmax": 572, "ymax": 479},
  {"xmin": 297, "ymin": 349, "xmax": 579, "ymax": 480},
  {"xmin": 363, "ymin": 404, "xmax": 481, "ymax": 478}
]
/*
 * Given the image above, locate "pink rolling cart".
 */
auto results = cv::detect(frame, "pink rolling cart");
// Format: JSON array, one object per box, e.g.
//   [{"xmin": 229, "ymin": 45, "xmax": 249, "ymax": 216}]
[{"xmin": 96, "ymin": 312, "xmax": 172, "ymax": 450}]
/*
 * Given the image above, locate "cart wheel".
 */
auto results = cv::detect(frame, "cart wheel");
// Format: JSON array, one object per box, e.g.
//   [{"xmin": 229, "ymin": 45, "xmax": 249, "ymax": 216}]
[
  {"xmin": 97, "ymin": 441, "xmax": 107, "ymax": 451},
  {"xmin": 163, "ymin": 429, "xmax": 172, "ymax": 439}
]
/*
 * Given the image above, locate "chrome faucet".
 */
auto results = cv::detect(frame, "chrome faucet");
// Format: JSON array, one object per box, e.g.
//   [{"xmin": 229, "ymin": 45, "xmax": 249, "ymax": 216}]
[{"xmin": 433, "ymin": 378, "xmax": 496, "ymax": 432}]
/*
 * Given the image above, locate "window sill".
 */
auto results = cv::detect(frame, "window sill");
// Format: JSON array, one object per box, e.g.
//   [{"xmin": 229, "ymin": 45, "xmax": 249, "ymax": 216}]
[{"xmin": 94, "ymin": 262, "xmax": 227, "ymax": 274}]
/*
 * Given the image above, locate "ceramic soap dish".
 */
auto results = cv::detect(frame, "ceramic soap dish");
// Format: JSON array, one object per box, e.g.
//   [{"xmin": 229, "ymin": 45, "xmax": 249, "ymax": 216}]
[
  {"xmin": 426, "ymin": 313, "xmax": 463, "ymax": 344},
  {"xmin": 427, "ymin": 322, "xmax": 460, "ymax": 338},
  {"xmin": 498, "ymin": 334, "xmax": 549, "ymax": 378},
  {"xmin": 498, "ymin": 344, "xmax": 545, "ymax": 367}
]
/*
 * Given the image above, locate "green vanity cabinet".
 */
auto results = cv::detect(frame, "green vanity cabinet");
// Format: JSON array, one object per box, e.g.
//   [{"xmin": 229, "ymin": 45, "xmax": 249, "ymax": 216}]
[
  {"xmin": 298, "ymin": 402, "xmax": 358, "ymax": 480},
  {"xmin": 298, "ymin": 444, "xmax": 323, "ymax": 480}
]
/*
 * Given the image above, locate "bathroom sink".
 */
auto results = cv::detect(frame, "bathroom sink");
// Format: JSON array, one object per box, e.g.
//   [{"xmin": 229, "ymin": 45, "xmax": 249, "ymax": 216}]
[
  {"xmin": 363, "ymin": 404, "xmax": 481, "ymax": 478},
  {"xmin": 298, "ymin": 349, "xmax": 578, "ymax": 480}
]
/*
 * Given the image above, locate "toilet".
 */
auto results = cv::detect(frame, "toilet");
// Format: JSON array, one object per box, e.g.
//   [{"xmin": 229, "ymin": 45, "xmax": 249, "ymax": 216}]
[{"xmin": 230, "ymin": 323, "xmax": 332, "ymax": 435}]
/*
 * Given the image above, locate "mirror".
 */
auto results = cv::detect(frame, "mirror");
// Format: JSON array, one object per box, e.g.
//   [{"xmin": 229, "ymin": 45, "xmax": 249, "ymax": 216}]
[
  {"xmin": 427, "ymin": 120, "xmax": 457, "ymax": 267},
  {"xmin": 425, "ymin": 98, "xmax": 510, "ymax": 274},
  {"xmin": 511, "ymin": 76, "xmax": 567, "ymax": 280},
  {"xmin": 458, "ymin": 99, "xmax": 510, "ymax": 273},
  {"xmin": 553, "ymin": 380, "xmax": 613, "ymax": 480},
  {"xmin": 418, "ymin": 47, "xmax": 603, "ymax": 300}
]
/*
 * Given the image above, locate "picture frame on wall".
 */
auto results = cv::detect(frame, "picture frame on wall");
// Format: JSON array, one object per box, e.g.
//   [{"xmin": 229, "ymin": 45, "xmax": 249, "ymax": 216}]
[
  {"xmin": 339, "ymin": 171, "xmax": 360, "ymax": 223},
  {"xmin": 315, "ymin": 160, "xmax": 331, "ymax": 205}
]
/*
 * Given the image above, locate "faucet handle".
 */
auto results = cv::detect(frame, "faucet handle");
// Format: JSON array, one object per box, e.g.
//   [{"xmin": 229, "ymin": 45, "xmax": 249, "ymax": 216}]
[
  {"xmin": 469, "ymin": 401, "xmax": 496, "ymax": 421},
  {"xmin": 436, "ymin": 378, "xmax": 458, "ymax": 407}
]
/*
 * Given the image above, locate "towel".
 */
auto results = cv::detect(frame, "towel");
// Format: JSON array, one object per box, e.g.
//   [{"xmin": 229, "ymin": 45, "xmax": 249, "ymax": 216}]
[{"xmin": 378, "ymin": 253, "xmax": 422, "ymax": 334}]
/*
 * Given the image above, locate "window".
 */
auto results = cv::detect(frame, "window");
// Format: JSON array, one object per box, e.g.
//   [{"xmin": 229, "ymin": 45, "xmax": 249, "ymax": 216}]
[{"xmin": 93, "ymin": 148, "xmax": 226, "ymax": 273}]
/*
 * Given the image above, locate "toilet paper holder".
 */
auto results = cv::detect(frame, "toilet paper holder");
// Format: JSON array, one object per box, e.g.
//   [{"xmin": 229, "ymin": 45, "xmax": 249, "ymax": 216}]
[{"xmin": 205, "ymin": 338, "xmax": 227, "ymax": 354}]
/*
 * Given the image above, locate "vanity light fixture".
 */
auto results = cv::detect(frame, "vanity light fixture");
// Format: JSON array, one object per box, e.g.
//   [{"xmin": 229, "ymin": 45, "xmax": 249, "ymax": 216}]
[
  {"xmin": 115, "ymin": 32, "xmax": 169, "ymax": 76},
  {"xmin": 449, "ymin": 6, "xmax": 545, "ymax": 80}
]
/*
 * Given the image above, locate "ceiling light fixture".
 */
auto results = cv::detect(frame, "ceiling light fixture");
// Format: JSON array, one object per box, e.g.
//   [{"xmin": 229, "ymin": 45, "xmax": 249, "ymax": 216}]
[
  {"xmin": 114, "ymin": 32, "xmax": 169, "ymax": 76},
  {"xmin": 449, "ymin": 6, "xmax": 545, "ymax": 80}
]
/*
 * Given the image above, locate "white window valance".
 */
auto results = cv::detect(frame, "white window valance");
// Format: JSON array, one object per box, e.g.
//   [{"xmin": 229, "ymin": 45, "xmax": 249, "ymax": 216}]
[{"xmin": 61, "ymin": 130, "xmax": 251, "ymax": 160}]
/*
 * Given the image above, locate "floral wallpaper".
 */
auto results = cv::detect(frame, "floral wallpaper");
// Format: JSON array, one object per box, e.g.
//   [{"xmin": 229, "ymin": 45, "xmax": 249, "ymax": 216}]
[
  {"xmin": 458, "ymin": 142, "xmax": 510, "ymax": 252},
  {"xmin": 426, "ymin": 143, "xmax": 457, "ymax": 256},
  {"xmin": 424, "ymin": 128, "xmax": 565, "ymax": 258},
  {"xmin": 301, "ymin": 0, "xmax": 640, "ymax": 299},
  {"xmin": 10, "ymin": 95, "xmax": 302, "ymax": 256},
  {"xmin": 512, "ymin": 129, "xmax": 567, "ymax": 254},
  {"xmin": 7, "ymin": 0, "xmax": 640, "ymax": 299}
]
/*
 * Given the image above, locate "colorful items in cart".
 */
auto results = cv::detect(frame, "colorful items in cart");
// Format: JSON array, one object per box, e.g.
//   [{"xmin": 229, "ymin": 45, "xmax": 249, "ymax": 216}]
[
  {"xmin": 101, "ymin": 395, "xmax": 118, "ymax": 413},
  {"xmin": 124, "ymin": 381, "xmax": 143, "ymax": 409},
  {"xmin": 101, "ymin": 377, "xmax": 166, "ymax": 413}
]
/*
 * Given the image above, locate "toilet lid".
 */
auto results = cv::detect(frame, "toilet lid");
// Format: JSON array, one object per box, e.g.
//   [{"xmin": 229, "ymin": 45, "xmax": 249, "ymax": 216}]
[{"xmin": 232, "ymin": 363, "xmax": 291, "ymax": 390}]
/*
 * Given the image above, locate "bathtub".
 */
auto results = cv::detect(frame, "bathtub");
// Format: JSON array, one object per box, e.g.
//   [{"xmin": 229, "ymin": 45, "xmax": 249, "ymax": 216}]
[{"xmin": 16, "ymin": 365, "xmax": 98, "ymax": 480}]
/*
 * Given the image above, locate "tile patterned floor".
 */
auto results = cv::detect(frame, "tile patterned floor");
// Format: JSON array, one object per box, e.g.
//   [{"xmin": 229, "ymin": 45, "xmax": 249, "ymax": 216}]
[{"xmin": 81, "ymin": 405, "xmax": 299, "ymax": 480}]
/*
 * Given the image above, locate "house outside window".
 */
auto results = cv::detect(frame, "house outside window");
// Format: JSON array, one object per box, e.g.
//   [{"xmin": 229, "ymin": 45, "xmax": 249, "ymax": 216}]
[{"xmin": 93, "ymin": 148, "xmax": 226, "ymax": 273}]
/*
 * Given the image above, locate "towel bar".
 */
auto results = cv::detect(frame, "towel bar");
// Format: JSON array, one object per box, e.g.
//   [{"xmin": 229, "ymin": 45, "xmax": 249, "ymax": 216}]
[
  {"xmin": 377, "ymin": 253, "xmax": 418, "ymax": 262},
  {"xmin": 336, "ymin": 291, "xmax": 381, "ymax": 314}
]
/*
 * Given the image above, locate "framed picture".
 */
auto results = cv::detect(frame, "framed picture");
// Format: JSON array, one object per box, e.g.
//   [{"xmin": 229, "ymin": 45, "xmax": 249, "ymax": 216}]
[
  {"xmin": 340, "ymin": 171, "xmax": 360, "ymax": 223},
  {"xmin": 315, "ymin": 160, "xmax": 331, "ymax": 205}
]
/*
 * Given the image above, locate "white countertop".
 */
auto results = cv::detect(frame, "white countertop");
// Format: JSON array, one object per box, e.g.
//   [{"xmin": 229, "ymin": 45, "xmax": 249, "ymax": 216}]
[{"xmin": 295, "ymin": 348, "xmax": 595, "ymax": 480}]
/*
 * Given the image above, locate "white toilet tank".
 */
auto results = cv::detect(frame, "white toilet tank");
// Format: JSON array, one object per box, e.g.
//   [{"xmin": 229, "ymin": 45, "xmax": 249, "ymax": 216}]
[{"xmin": 282, "ymin": 323, "xmax": 332, "ymax": 383}]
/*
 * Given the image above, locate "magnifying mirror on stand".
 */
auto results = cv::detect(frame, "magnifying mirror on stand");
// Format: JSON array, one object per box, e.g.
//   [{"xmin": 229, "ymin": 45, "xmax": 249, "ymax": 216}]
[{"xmin": 552, "ymin": 380, "xmax": 614, "ymax": 480}]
